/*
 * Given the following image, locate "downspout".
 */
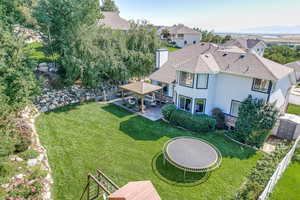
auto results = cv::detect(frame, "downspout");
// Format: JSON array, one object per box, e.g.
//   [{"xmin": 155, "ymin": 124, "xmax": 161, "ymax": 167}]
[{"xmin": 267, "ymin": 81, "xmax": 273, "ymax": 102}]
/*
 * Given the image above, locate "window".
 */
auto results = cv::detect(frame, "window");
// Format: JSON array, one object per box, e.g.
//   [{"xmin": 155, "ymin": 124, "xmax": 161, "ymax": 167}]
[
  {"xmin": 252, "ymin": 78, "xmax": 270, "ymax": 93},
  {"xmin": 194, "ymin": 99, "xmax": 206, "ymax": 114},
  {"xmin": 179, "ymin": 95, "xmax": 192, "ymax": 112},
  {"xmin": 230, "ymin": 100, "xmax": 241, "ymax": 117},
  {"xmin": 178, "ymin": 34, "xmax": 184, "ymax": 39},
  {"xmin": 196, "ymin": 74, "xmax": 209, "ymax": 89},
  {"xmin": 179, "ymin": 71, "xmax": 194, "ymax": 87}
]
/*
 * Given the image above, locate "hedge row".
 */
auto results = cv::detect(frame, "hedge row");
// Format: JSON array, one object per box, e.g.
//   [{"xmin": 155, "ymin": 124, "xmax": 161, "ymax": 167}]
[{"xmin": 161, "ymin": 104, "xmax": 216, "ymax": 133}]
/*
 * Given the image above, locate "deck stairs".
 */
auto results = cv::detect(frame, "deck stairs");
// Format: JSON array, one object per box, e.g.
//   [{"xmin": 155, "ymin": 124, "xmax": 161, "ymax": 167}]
[{"xmin": 80, "ymin": 169, "xmax": 119, "ymax": 200}]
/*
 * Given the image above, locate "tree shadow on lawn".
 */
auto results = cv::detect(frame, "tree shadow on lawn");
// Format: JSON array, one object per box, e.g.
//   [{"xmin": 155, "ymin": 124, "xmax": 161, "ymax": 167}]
[
  {"xmin": 43, "ymin": 101, "xmax": 92, "ymax": 115},
  {"xmin": 119, "ymin": 115, "xmax": 257, "ymax": 159},
  {"xmin": 151, "ymin": 152, "xmax": 210, "ymax": 187},
  {"xmin": 101, "ymin": 104, "xmax": 132, "ymax": 118}
]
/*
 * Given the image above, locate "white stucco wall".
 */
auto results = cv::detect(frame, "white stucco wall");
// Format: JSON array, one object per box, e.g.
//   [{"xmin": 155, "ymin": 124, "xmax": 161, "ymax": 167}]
[
  {"xmin": 172, "ymin": 33, "xmax": 201, "ymax": 48},
  {"xmin": 212, "ymin": 73, "xmax": 269, "ymax": 114},
  {"xmin": 269, "ymin": 74, "xmax": 293, "ymax": 111},
  {"xmin": 165, "ymin": 70, "xmax": 292, "ymax": 116},
  {"xmin": 173, "ymin": 73, "xmax": 218, "ymax": 115}
]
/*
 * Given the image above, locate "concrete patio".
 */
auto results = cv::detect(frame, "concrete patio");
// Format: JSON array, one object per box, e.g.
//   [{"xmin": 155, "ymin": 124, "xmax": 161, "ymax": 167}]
[{"xmin": 113, "ymin": 100, "xmax": 163, "ymax": 121}]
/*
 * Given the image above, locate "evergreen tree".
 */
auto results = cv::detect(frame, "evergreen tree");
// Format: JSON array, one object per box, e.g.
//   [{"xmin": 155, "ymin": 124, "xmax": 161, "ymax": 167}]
[{"xmin": 101, "ymin": 0, "xmax": 119, "ymax": 12}]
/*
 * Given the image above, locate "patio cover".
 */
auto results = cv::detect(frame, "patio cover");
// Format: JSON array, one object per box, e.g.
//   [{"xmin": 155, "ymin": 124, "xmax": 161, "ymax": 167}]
[
  {"xmin": 119, "ymin": 82, "xmax": 162, "ymax": 95},
  {"xmin": 108, "ymin": 181, "xmax": 161, "ymax": 200}
]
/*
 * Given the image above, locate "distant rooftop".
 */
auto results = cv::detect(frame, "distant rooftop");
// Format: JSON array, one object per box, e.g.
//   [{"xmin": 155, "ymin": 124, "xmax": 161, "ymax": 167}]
[
  {"xmin": 224, "ymin": 38, "xmax": 265, "ymax": 50},
  {"xmin": 99, "ymin": 11, "xmax": 130, "ymax": 31},
  {"xmin": 158, "ymin": 24, "xmax": 199, "ymax": 35}
]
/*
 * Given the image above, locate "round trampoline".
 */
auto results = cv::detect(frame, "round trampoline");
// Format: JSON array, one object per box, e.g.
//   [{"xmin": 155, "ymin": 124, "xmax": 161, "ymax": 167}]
[{"xmin": 163, "ymin": 137, "xmax": 222, "ymax": 174}]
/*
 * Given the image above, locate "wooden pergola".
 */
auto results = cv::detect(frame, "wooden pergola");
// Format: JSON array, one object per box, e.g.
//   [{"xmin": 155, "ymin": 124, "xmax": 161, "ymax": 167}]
[{"xmin": 119, "ymin": 82, "xmax": 163, "ymax": 113}]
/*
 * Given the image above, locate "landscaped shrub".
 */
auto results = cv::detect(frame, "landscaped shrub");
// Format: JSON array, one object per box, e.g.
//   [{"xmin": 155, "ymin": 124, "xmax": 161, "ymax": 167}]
[
  {"xmin": 19, "ymin": 149, "xmax": 39, "ymax": 161},
  {"xmin": 0, "ymin": 135, "xmax": 16, "ymax": 157},
  {"xmin": 161, "ymin": 104, "xmax": 176, "ymax": 121},
  {"xmin": 15, "ymin": 135, "xmax": 31, "ymax": 153},
  {"xmin": 292, "ymin": 144, "xmax": 300, "ymax": 163},
  {"xmin": 212, "ymin": 108, "xmax": 225, "ymax": 129},
  {"xmin": 169, "ymin": 109, "xmax": 216, "ymax": 132},
  {"xmin": 236, "ymin": 142, "xmax": 291, "ymax": 200},
  {"xmin": 232, "ymin": 95, "xmax": 278, "ymax": 148}
]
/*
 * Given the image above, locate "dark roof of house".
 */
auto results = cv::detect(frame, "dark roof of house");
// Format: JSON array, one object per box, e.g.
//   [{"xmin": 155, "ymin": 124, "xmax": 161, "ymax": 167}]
[
  {"xmin": 99, "ymin": 12, "xmax": 130, "ymax": 30},
  {"xmin": 149, "ymin": 43, "xmax": 293, "ymax": 83}
]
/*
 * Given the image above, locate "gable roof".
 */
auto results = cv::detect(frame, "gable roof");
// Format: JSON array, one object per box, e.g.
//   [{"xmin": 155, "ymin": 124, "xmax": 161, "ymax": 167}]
[
  {"xmin": 99, "ymin": 12, "xmax": 130, "ymax": 30},
  {"xmin": 224, "ymin": 39, "xmax": 265, "ymax": 50},
  {"xmin": 286, "ymin": 60, "xmax": 300, "ymax": 72},
  {"xmin": 149, "ymin": 43, "xmax": 293, "ymax": 83},
  {"xmin": 159, "ymin": 25, "xmax": 199, "ymax": 35},
  {"xmin": 108, "ymin": 181, "xmax": 161, "ymax": 200}
]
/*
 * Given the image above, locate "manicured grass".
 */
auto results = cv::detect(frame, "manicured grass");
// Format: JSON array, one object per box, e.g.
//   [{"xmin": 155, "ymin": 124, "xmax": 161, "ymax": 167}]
[
  {"xmin": 286, "ymin": 104, "xmax": 300, "ymax": 116},
  {"xmin": 162, "ymin": 46, "xmax": 180, "ymax": 52},
  {"xmin": 270, "ymin": 162, "xmax": 300, "ymax": 200},
  {"xmin": 35, "ymin": 103, "xmax": 261, "ymax": 200}
]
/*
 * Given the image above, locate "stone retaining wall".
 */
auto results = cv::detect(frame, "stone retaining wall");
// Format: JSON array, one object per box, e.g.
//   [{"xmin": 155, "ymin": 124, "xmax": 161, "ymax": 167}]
[{"xmin": 34, "ymin": 85, "xmax": 119, "ymax": 112}]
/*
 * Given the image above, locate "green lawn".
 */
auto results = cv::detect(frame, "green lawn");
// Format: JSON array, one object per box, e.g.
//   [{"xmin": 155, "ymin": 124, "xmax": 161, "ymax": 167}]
[
  {"xmin": 270, "ymin": 162, "xmax": 300, "ymax": 200},
  {"xmin": 36, "ymin": 103, "xmax": 261, "ymax": 200},
  {"xmin": 286, "ymin": 104, "xmax": 300, "ymax": 116},
  {"xmin": 161, "ymin": 46, "xmax": 180, "ymax": 52}
]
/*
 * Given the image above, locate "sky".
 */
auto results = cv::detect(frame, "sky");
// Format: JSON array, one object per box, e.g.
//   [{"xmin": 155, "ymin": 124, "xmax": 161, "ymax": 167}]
[{"xmin": 114, "ymin": 0, "xmax": 300, "ymax": 32}]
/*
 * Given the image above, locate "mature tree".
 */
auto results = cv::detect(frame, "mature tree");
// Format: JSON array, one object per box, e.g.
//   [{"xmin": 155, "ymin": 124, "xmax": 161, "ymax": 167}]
[
  {"xmin": 264, "ymin": 45, "xmax": 300, "ymax": 64},
  {"xmin": 199, "ymin": 29, "xmax": 231, "ymax": 44},
  {"xmin": 233, "ymin": 95, "xmax": 278, "ymax": 147},
  {"xmin": 0, "ymin": 23, "xmax": 39, "ymax": 112},
  {"xmin": 101, "ymin": 0, "xmax": 119, "ymax": 12},
  {"xmin": 161, "ymin": 28, "xmax": 171, "ymax": 40},
  {"xmin": 0, "ymin": 0, "xmax": 25, "ymax": 26},
  {"xmin": 34, "ymin": 0, "xmax": 101, "ymax": 59}
]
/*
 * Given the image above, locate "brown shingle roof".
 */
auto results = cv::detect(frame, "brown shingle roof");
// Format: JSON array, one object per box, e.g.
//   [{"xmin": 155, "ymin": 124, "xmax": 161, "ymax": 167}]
[
  {"xmin": 149, "ymin": 43, "xmax": 293, "ymax": 83},
  {"xmin": 119, "ymin": 82, "xmax": 162, "ymax": 95},
  {"xmin": 224, "ymin": 39, "xmax": 264, "ymax": 50},
  {"xmin": 108, "ymin": 181, "xmax": 161, "ymax": 200},
  {"xmin": 286, "ymin": 60, "xmax": 300, "ymax": 72},
  {"xmin": 149, "ymin": 43, "xmax": 217, "ymax": 83},
  {"xmin": 99, "ymin": 12, "xmax": 130, "ymax": 30}
]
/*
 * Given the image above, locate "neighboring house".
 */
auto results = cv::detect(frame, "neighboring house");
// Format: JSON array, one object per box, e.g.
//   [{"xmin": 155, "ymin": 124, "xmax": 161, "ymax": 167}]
[
  {"xmin": 224, "ymin": 39, "xmax": 267, "ymax": 56},
  {"xmin": 286, "ymin": 60, "xmax": 300, "ymax": 81},
  {"xmin": 158, "ymin": 24, "xmax": 201, "ymax": 48},
  {"xmin": 98, "ymin": 11, "xmax": 130, "ymax": 31},
  {"xmin": 150, "ymin": 43, "xmax": 295, "ymax": 128}
]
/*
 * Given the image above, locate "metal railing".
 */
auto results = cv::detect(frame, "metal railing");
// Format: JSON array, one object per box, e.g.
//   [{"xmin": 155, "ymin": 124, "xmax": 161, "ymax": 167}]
[
  {"xmin": 258, "ymin": 135, "xmax": 300, "ymax": 200},
  {"xmin": 80, "ymin": 169, "xmax": 119, "ymax": 200}
]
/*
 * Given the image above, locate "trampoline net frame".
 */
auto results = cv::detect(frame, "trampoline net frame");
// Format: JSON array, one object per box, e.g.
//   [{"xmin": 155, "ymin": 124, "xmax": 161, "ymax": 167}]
[{"xmin": 163, "ymin": 136, "xmax": 222, "ymax": 173}]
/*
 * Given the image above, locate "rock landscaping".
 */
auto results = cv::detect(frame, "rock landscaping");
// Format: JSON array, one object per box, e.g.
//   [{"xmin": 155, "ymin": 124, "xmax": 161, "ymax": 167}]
[
  {"xmin": 0, "ymin": 106, "xmax": 53, "ymax": 200},
  {"xmin": 34, "ymin": 85, "xmax": 119, "ymax": 112}
]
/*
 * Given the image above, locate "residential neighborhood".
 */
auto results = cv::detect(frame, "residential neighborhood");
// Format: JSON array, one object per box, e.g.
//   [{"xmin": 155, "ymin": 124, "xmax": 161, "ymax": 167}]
[{"xmin": 0, "ymin": 0, "xmax": 300, "ymax": 200}]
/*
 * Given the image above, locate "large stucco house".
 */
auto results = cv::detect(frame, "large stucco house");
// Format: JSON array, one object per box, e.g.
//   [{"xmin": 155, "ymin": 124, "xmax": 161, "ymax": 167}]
[
  {"xmin": 224, "ymin": 39, "xmax": 267, "ymax": 56},
  {"xmin": 158, "ymin": 24, "xmax": 202, "ymax": 48},
  {"xmin": 149, "ymin": 43, "xmax": 295, "ymax": 128}
]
